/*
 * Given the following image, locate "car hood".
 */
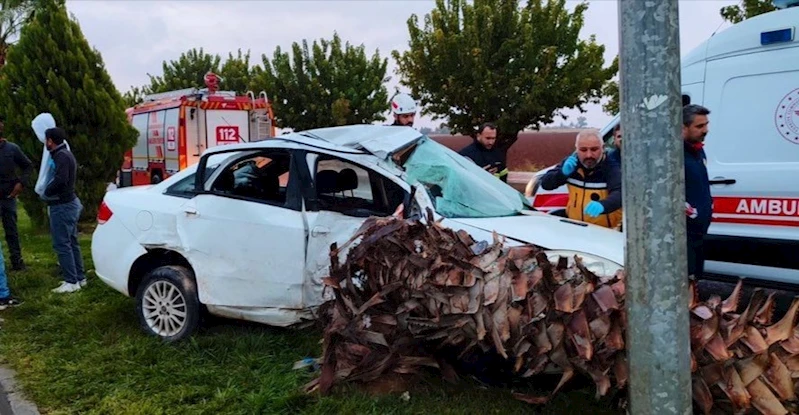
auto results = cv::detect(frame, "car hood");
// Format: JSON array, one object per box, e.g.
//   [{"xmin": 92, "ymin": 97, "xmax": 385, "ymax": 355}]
[{"xmin": 449, "ymin": 211, "xmax": 625, "ymax": 265}]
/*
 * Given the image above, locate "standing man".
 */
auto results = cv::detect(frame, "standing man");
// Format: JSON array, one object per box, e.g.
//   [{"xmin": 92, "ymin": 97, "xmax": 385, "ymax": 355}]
[
  {"xmin": 458, "ymin": 123, "xmax": 509, "ymax": 183},
  {"xmin": 0, "ymin": 122, "xmax": 33, "ymax": 271},
  {"xmin": 390, "ymin": 93, "xmax": 417, "ymax": 127},
  {"xmin": 0, "ymin": 242, "xmax": 22, "ymax": 309},
  {"xmin": 43, "ymin": 127, "xmax": 86, "ymax": 293},
  {"xmin": 682, "ymin": 104, "xmax": 713, "ymax": 279},
  {"xmin": 539, "ymin": 129, "xmax": 623, "ymax": 228},
  {"xmin": 607, "ymin": 124, "xmax": 622, "ymax": 166}
]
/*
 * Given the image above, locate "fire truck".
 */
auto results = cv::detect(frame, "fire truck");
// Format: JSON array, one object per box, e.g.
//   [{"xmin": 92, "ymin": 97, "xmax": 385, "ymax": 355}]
[{"xmin": 119, "ymin": 72, "xmax": 276, "ymax": 187}]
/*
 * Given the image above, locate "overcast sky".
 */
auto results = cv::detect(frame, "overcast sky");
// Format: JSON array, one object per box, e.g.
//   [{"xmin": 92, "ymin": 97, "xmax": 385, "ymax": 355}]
[{"xmin": 66, "ymin": 0, "xmax": 740, "ymax": 130}]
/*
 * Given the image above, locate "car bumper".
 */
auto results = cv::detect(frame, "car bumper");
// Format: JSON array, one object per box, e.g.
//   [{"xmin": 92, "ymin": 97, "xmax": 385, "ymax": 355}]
[{"xmin": 91, "ymin": 217, "xmax": 146, "ymax": 297}]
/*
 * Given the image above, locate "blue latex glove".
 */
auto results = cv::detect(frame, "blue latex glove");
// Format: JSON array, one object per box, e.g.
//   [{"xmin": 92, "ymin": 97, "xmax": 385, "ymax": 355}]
[
  {"xmin": 584, "ymin": 201, "xmax": 605, "ymax": 217},
  {"xmin": 561, "ymin": 153, "xmax": 578, "ymax": 176}
]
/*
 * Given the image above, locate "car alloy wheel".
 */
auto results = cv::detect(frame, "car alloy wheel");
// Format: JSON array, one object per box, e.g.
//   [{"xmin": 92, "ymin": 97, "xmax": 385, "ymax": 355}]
[
  {"xmin": 142, "ymin": 280, "xmax": 187, "ymax": 337},
  {"xmin": 135, "ymin": 265, "xmax": 200, "ymax": 342}
]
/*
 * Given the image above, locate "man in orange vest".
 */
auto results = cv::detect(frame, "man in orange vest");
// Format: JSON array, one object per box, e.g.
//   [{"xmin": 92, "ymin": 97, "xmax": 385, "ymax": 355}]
[{"xmin": 539, "ymin": 129, "xmax": 623, "ymax": 229}]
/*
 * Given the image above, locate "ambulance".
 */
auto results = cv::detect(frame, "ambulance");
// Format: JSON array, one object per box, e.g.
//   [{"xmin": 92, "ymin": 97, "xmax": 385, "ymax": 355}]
[
  {"xmin": 119, "ymin": 72, "xmax": 276, "ymax": 187},
  {"xmin": 528, "ymin": 2, "xmax": 799, "ymax": 286}
]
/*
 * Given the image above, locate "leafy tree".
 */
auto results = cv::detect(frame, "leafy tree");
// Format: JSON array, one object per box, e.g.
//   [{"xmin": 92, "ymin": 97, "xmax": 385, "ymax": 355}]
[
  {"xmin": 601, "ymin": 56, "xmax": 619, "ymax": 115},
  {"xmin": 0, "ymin": 0, "xmax": 138, "ymax": 226},
  {"xmin": 254, "ymin": 32, "xmax": 389, "ymax": 131},
  {"xmin": 0, "ymin": 0, "xmax": 37, "ymax": 68},
  {"xmin": 127, "ymin": 48, "xmax": 257, "ymax": 107},
  {"xmin": 146, "ymin": 47, "xmax": 221, "ymax": 93},
  {"xmin": 720, "ymin": 0, "xmax": 776, "ymax": 24},
  {"xmin": 219, "ymin": 49, "xmax": 257, "ymax": 95},
  {"xmin": 392, "ymin": 0, "xmax": 614, "ymax": 150},
  {"xmin": 122, "ymin": 85, "xmax": 147, "ymax": 107}
]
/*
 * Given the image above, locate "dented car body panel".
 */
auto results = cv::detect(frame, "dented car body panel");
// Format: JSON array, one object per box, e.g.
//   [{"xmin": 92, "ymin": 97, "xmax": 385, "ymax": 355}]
[{"xmin": 92, "ymin": 125, "xmax": 625, "ymax": 329}]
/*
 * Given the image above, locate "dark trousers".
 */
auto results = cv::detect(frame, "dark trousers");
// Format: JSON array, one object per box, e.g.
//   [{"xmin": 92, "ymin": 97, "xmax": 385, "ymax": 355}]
[
  {"xmin": 48, "ymin": 198, "xmax": 85, "ymax": 284},
  {"xmin": 0, "ymin": 198, "xmax": 22, "ymax": 265},
  {"xmin": 687, "ymin": 233, "xmax": 705, "ymax": 278}
]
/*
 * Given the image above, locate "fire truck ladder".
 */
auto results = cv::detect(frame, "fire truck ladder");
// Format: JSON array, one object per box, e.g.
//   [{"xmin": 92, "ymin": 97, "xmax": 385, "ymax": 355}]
[{"xmin": 248, "ymin": 91, "xmax": 273, "ymax": 141}]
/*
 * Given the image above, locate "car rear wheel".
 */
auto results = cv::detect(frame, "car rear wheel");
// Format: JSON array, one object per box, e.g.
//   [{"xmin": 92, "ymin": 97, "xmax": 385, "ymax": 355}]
[{"xmin": 135, "ymin": 265, "xmax": 200, "ymax": 342}]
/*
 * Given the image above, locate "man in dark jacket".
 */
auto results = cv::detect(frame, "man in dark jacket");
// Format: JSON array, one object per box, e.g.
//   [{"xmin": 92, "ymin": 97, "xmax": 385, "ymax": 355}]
[
  {"xmin": 607, "ymin": 124, "xmax": 622, "ymax": 167},
  {"xmin": 44, "ymin": 127, "xmax": 86, "ymax": 293},
  {"xmin": 682, "ymin": 104, "xmax": 713, "ymax": 278},
  {"xmin": 0, "ymin": 122, "xmax": 33, "ymax": 270},
  {"xmin": 459, "ymin": 123, "xmax": 509, "ymax": 183},
  {"xmin": 539, "ymin": 129, "xmax": 623, "ymax": 229}
]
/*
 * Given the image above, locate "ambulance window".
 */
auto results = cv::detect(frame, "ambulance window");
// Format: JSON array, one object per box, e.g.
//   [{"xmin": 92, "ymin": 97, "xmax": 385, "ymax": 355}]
[{"xmin": 714, "ymin": 74, "xmax": 799, "ymax": 164}]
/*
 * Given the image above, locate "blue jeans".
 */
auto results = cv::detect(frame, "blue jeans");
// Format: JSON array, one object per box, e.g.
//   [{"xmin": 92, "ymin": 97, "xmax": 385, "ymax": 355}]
[
  {"xmin": 0, "ymin": 240, "xmax": 8, "ymax": 298},
  {"xmin": 48, "ymin": 198, "xmax": 85, "ymax": 284}
]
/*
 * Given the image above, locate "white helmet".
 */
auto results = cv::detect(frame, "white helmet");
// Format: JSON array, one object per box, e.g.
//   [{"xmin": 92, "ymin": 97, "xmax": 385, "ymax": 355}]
[{"xmin": 390, "ymin": 93, "xmax": 417, "ymax": 115}]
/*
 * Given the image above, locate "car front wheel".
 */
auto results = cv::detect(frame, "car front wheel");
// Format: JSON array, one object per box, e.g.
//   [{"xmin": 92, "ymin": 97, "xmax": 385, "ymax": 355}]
[{"xmin": 135, "ymin": 265, "xmax": 200, "ymax": 342}]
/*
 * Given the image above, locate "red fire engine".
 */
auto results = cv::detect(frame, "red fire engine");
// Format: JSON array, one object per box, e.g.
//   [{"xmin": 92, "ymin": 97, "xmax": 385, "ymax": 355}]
[{"xmin": 119, "ymin": 72, "xmax": 276, "ymax": 187}]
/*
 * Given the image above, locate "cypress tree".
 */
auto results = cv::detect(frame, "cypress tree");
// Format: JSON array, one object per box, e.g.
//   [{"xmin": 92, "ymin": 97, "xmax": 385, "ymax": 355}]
[{"xmin": 0, "ymin": 0, "xmax": 137, "ymax": 227}]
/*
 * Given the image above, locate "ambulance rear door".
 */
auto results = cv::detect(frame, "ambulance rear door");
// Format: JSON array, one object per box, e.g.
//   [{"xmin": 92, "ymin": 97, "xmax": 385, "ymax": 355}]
[{"xmin": 701, "ymin": 30, "xmax": 799, "ymax": 283}]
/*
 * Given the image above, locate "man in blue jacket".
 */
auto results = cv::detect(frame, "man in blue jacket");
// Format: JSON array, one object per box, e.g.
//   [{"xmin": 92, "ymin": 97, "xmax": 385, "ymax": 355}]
[{"xmin": 682, "ymin": 104, "xmax": 713, "ymax": 278}]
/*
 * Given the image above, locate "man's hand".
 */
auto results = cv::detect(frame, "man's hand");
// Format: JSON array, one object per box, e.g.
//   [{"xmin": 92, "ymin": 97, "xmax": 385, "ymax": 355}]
[
  {"xmin": 561, "ymin": 153, "xmax": 578, "ymax": 176},
  {"xmin": 483, "ymin": 164, "xmax": 498, "ymax": 174},
  {"xmin": 8, "ymin": 183, "xmax": 22, "ymax": 199},
  {"xmin": 584, "ymin": 201, "xmax": 605, "ymax": 218}
]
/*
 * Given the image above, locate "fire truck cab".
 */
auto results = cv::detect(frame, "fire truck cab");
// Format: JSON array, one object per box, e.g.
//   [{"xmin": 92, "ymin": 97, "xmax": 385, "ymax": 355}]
[{"xmin": 119, "ymin": 74, "xmax": 276, "ymax": 187}]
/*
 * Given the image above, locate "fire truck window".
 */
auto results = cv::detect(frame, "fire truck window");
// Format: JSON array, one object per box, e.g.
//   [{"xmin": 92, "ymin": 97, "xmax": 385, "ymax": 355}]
[
  {"xmin": 211, "ymin": 151, "xmax": 291, "ymax": 206},
  {"xmin": 314, "ymin": 156, "xmax": 406, "ymax": 217}
]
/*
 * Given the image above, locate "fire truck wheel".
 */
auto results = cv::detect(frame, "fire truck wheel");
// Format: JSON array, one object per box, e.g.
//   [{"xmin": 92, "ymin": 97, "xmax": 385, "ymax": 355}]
[{"xmin": 151, "ymin": 174, "xmax": 162, "ymax": 184}]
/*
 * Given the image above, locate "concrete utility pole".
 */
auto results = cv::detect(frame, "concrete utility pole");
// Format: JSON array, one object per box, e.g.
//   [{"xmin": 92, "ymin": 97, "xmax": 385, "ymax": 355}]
[{"xmin": 618, "ymin": 0, "xmax": 692, "ymax": 414}]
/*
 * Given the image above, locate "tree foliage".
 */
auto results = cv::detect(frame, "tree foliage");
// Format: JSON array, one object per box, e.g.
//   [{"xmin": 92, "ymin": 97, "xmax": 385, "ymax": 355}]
[
  {"xmin": 393, "ymin": 0, "xmax": 614, "ymax": 149},
  {"xmin": 0, "ymin": 0, "xmax": 137, "ymax": 226},
  {"xmin": 124, "ymin": 48, "xmax": 258, "ymax": 107},
  {"xmin": 0, "ymin": 0, "xmax": 37, "ymax": 67},
  {"xmin": 720, "ymin": 0, "xmax": 776, "ymax": 24},
  {"xmin": 253, "ymin": 32, "xmax": 389, "ymax": 131},
  {"xmin": 601, "ymin": 56, "xmax": 619, "ymax": 115},
  {"xmin": 219, "ymin": 49, "xmax": 256, "ymax": 95},
  {"xmin": 146, "ymin": 47, "xmax": 221, "ymax": 94}
]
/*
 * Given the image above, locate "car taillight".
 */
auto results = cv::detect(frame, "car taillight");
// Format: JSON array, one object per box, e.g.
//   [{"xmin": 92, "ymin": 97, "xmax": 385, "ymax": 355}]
[{"xmin": 97, "ymin": 201, "xmax": 113, "ymax": 224}]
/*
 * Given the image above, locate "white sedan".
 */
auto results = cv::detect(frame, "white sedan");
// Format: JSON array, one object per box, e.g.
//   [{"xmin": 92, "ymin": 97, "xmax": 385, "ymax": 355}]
[{"xmin": 91, "ymin": 125, "xmax": 624, "ymax": 341}]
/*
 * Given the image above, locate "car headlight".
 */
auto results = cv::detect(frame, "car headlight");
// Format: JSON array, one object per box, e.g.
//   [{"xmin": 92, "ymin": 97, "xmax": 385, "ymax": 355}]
[{"xmin": 543, "ymin": 250, "xmax": 623, "ymax": 278}]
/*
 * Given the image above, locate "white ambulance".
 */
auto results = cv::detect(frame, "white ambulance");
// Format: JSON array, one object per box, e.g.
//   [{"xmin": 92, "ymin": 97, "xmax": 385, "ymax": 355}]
[{"xmin": 529, "ymin": 3, "xmax": 799, "ymax": 286}]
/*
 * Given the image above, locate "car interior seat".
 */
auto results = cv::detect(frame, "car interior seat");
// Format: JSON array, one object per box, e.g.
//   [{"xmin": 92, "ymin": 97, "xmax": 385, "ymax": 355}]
[{"xmin": 337, "ymin": 168, "xmax": 358, "ymax": 197}]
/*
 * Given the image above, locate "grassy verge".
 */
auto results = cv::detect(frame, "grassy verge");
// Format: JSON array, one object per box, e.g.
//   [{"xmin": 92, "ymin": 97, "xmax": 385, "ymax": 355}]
[{"xmin": 0, "ymin": 207, "xmax": 621, "ymax": 414}]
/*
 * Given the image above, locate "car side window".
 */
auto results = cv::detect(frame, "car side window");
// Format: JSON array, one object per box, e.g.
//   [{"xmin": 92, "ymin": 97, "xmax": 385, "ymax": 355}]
[
  {"xmin": 164, "ymin": 167, "xmax": 217, "ymax": 198},
  {"xmin": 209, "ymin": 150, "xmax": 292, "ymax": 207},
  {"xmin": 313, "ymin": 156, "xmax": 407, "ymax": 217}
]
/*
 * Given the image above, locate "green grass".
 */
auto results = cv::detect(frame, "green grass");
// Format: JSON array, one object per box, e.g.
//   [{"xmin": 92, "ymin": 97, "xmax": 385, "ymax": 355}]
[{"xmin": 0, "ymin": 207, "xmax": 622, "ymax": 414}]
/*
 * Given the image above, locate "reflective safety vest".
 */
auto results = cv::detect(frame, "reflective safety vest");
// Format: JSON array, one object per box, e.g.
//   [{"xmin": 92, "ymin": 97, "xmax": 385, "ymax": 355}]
[{"xmin": 541, "ymin": 155, "xmax": 623, "ymax": 229}]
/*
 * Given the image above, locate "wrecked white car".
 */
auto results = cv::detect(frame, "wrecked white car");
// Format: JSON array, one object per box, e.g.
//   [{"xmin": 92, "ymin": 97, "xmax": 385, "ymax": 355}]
[{"xmin": 91, "ymin": 125, "xmax": 625, "ymax": 341}]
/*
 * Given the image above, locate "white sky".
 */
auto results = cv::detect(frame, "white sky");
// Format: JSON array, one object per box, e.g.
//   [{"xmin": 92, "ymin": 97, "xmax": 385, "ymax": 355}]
[{"xmin": 66, "ymin": 0, "xmax": 740, "ymax": 130}]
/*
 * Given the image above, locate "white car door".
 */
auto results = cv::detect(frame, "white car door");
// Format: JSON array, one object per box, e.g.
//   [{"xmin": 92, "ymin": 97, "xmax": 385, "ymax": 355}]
[
  {"xmin": 301, "ymin": 152, "xmax": 410, "ymax": 308},
  {"xmin": 176, "ymin": 148, "xmax": 308, "ymax": 309}
]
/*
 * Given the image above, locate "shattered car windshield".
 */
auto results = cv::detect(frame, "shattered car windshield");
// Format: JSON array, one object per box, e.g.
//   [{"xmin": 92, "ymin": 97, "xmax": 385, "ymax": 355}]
[{"xmin": 399, "ymin": 136, "xmax": 531, "ymax": 218}]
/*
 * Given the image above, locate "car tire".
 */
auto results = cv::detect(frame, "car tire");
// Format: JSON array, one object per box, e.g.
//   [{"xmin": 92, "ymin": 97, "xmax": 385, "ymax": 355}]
[{"xmin": 134, "ymin": 265, "xmax": 200, "ymax": 342}]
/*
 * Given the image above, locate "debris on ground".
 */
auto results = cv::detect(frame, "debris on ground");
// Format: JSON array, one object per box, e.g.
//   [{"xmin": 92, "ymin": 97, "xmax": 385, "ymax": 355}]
[{"xmin": 305, "ymin": 214, "xmax": 799, "ymax": 414}]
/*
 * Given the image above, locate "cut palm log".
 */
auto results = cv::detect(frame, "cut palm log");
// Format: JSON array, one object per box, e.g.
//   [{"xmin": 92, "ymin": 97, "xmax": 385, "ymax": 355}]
[{"xmin": 306, "ymin": 215, "xmax": 799, "ymax": 415}]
